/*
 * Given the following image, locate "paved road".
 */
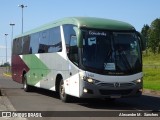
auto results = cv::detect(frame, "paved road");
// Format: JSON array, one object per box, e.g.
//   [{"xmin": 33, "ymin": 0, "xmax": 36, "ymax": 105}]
[{"xmin": 0, "ymin": 67, "xmax": 159, "ymax": 120}]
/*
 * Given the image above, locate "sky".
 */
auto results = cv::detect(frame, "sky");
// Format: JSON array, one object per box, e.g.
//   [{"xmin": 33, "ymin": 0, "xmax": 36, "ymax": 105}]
[{"xmin": 0, "ymin": 0, "xmax": 160, "ymax": 64}]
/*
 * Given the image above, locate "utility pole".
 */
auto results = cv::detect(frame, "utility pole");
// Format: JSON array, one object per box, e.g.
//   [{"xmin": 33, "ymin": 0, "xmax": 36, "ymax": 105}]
[
  {"xmin": 5, "ymin": 33, "xmax": 8, "ymax": 73},
  {"xmin": 18, "ymin": 4, "xmax": 27, "ymax": 34}
]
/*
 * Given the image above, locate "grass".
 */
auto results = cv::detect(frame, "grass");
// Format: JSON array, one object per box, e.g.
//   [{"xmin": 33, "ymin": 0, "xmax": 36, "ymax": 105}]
[
  {"xmin": 143, "ymin": 53, "xmax": 160, "ymax": 66},
  {"xmin": 2, "ymin": 67, "xmax": 12, "ymax": 77},
  {"xmin": 143, "ymin": 53, "xmax": 160, "ymax": 91},
  {"xmin": 143, "ymin": 67, "xmax": 160, "ymax": 90},
  {"xmin": 3, "ymin": 72, "xmax": 12, "ymax": 77}
]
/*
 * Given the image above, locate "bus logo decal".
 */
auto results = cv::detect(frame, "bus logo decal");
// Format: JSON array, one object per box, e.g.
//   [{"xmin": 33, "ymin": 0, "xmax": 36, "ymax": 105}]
[{"xmin": 114, "ymin": 82, "xmax": 120, "ymax": 88}]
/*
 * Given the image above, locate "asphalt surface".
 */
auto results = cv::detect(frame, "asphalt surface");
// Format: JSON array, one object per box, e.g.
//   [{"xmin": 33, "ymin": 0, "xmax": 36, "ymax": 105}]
[{"xmin": 0, "ymin": 67, "xmax": 160, "ymax": 120}]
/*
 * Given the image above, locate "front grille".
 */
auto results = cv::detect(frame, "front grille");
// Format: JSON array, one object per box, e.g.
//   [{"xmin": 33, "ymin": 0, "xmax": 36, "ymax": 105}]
[
  {"xmin": 97, "ymin": 82, "xmax": 135, "ymax": 88},
  {"xmin": 120, "ymin": 83, "xmax": 135, "ymax": 87},
  {"xmin": 98, "ymin": 83, "xmax": 114, "ymax": 87},
  {"xmin": 99, "ymin": 89, "xmax": 132, "ymax": 95}
]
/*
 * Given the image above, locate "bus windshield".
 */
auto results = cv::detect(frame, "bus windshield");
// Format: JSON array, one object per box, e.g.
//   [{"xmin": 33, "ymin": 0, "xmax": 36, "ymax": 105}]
[{"xmin": 82, "ymin": 29, "xmax": 142, "ymax": 75}]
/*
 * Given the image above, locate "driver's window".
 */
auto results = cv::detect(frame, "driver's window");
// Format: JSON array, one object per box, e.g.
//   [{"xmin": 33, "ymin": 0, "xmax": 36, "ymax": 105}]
[{"xmin": 69, "ymin": 36, "xmax": 78, "ymax": 66}]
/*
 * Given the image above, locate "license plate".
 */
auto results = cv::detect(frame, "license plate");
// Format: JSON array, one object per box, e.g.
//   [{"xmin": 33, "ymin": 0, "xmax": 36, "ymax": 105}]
[{"xmin": 110, "ymin": 95, "xmax": 121, "ymax": 98}]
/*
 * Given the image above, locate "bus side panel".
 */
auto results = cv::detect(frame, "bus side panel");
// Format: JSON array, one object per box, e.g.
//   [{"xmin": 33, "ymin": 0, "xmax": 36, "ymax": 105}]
[
  {"xmin": 67, "ymin": 62, "xmax": 80, "ymax": 97},
  {"xmin": 38, "ymin": 52, "xmax": 69, "ymax": 91},
  {"xmin": 11, "ymin": 55, "xmax": 29, "ymax": 83}
]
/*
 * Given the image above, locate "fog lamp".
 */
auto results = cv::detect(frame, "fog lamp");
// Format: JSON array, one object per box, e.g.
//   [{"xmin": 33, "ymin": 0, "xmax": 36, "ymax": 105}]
[{"xmin": 83, "ymin": 88, "xmax": 88, "ymax": 93}]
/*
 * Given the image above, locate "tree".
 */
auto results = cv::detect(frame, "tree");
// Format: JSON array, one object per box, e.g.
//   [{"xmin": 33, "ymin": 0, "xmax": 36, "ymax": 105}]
[
  {"xmin": 1, "ymin": 62, "xmax": 10, "ymax": 67},
  {"xmin": 141, "ymin": 24, "xmax": 150, "ymax": 54},
  {"xmin": 148, "ymin": 18, "xmax": 160, "ymax": 54}
]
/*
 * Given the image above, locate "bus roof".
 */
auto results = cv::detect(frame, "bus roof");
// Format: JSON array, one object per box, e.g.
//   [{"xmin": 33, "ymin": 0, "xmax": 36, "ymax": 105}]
[{"xmin": 15, "ymin": 17, "xmax": 135, "ymax": 38}]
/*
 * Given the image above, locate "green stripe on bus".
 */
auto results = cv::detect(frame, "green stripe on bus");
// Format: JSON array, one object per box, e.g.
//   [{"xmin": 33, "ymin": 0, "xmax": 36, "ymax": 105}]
[{"xmin": 22, "ymin": 54, "xmax": 51, "ymax": 85}]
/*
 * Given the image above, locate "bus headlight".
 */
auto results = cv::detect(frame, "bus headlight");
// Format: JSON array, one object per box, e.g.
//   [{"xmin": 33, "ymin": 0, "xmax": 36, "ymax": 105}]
[
  {"xmin": 82, "ymin": 76, "xmax": 94, "ymax": 83},
  {"xmin": 85, "ymin": 77, "xmax": 94, "ymax": 83},
  {"xmin": 87, "ymin": 78, "xmax": 93, "ymax": 83},
  {"xmin": 136, "ymin": 79, "xmax": 141, "ymax": 83},
  {"xmin": 133, "ymin": 78, "xmax": 142, "ymax": 84},
  {"xmin": 80, "ymin": 74, "xmax": 100, "ymax": 84}
]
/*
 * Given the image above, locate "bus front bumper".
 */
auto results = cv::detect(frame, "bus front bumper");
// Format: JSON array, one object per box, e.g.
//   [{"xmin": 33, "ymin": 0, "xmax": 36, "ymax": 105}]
[{"xmin": 80, "ymin": 81, "xmax": 142, "ymax": 99}]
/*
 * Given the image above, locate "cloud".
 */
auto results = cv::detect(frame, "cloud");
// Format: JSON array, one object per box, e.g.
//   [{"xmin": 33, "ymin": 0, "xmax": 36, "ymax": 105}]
[{"xmin": 0, "ymin": 45, "xmax": 6, "ymax": 49}]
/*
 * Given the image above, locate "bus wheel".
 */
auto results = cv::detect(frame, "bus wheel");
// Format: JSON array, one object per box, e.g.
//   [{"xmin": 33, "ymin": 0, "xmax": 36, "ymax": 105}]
[
  {"xmin": 23, "ymin": 75, "xmax": 31, "ymax": 92},
  {"xmin": 59, "ymin": 79, "xmax": 70, "ymax": 102}
]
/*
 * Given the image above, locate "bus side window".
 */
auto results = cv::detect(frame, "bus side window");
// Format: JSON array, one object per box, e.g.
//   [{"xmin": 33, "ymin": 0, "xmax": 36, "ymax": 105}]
[{"xmin": 69, "ymin": 36, "xmax": 78, "ymax": 66}]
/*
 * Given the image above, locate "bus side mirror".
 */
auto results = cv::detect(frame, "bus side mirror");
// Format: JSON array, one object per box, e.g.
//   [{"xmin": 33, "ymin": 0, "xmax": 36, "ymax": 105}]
[{"xmin": 136, "ymin": 31, "xmax": 146, "ymax": 51}]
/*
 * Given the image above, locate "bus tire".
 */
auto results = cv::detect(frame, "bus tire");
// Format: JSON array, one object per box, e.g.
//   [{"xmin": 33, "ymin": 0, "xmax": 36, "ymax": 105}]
[
  {"xmin": 59, "ymin": 79, "xmax": 70, "ymax": 102},
  {"xmin": 23, "ymin": 74, "xmax": 32, "ymax": 92}
]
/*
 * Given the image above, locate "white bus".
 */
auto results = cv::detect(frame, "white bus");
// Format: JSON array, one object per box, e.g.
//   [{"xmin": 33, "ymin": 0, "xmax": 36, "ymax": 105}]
[{"xmin": 12, "ymin": 17, "xmax": 145, "ymax": 102}]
